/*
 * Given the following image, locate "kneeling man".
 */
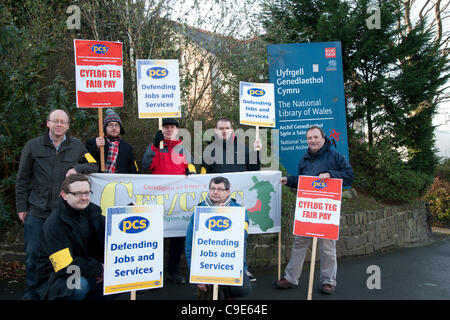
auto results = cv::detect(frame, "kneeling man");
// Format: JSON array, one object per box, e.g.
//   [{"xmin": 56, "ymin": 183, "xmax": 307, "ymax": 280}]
[{"xmin": 35, "ymin": 174, "xmax": 106, "ymax": 300}]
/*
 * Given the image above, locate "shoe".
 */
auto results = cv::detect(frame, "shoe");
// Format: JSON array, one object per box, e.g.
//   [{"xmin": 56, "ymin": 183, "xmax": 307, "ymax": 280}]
[
  {"xmin": 274, "ymin": 278, "xmax": 297, "ymax": 289},
  {"xmin": 167, "ymin": 272, "xmax": 186, "ymax": 284},
  {"xmin": 246, "ymin": 270, "xmax": 256, "ymax": 282},
  {"xmin": 320, "ymin": 283, "xmax": 336, "ymax": 294}
]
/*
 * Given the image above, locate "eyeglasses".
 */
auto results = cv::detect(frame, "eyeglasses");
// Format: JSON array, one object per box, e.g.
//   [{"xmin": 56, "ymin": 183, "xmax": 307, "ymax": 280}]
[
  {"xmin": 48, "ymin": 119, "xmax": 69, "ymax": 125},
  {"xmin": 209, "ymin": 187, "xmax": 228, "ymax": 192},
  {"xmin": 107, "ymin": 123, "xmax": 120, "ymax": 128},
  {"xmin": 67, "ymin": 191, "xmax": 93, "ymax": 198}
]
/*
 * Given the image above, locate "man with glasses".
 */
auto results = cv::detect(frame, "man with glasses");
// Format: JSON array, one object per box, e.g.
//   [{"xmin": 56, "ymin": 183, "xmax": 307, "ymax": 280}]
[
  {"xmin": 35, "ymin": 174, "xmax": 107, "ymax": 300},
  {"xmin": 85, "ymin": 108, "xmax": 138, "ymax": 173},
  {"xmin": 185, "ymin": 176, "xmax": 252, "ymax": 299},
  {"xmin": 16, "ymin": 109, "xmax": 98, "ymax": 300}
]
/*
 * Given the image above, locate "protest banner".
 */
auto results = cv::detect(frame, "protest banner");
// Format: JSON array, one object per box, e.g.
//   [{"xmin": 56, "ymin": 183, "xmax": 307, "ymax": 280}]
[
  {"xmin": 239, "ymin": 81, "xmax": 276, "ymax": 128},
  {"xmin": 136, "ymin": 59, "xmax": 182, "ymax": 148},
  {"xmin": 89, "ymin": 171, "xmax": 281, "ymax": 236},
  {"xmin": 74, "ymin": 39, "xmax": 124, "ymax": 171},
  {"xmin": 136, "ymin": 59, "xmax": 181, "ymax": 119},
  {"xmin": 74, "ymin": 39, "xmax": 124, "ymax": 108},
  {"xmin": 103, "ymin": 205, "xmax": 164, "ymax": 296},
  {"xmin": 293, "ymin": 176, "xmax": 343, "ymax": 240},
  {"xmin": 292, "ymin": 175, "xmax": 343, "ymax": 300},
  {"xmin": 189, "ymin": 206, "xmax": 246, "ymax": 299}
]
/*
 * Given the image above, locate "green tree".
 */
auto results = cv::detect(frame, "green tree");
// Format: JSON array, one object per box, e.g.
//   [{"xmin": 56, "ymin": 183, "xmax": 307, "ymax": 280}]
[{"xmin": 259, "ymin": 0, "xmax": 449, "ymax": 200}]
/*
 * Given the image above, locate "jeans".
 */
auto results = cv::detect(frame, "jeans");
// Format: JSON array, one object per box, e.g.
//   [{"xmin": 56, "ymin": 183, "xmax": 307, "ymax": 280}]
[
  {"xmin": 23, "ymin": 214, "xmax": 46, "ymax": 300},
  {"xmin": 284, "ymin": 236, "xmax": 337, "ymax": 286},
  {"xmin": 60, "ymin": 276, "xmax": 108, "ymax": 300}
]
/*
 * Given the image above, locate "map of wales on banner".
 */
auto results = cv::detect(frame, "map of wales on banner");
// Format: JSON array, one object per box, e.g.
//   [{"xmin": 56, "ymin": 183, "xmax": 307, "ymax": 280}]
[{"xmin": 89, "ymin": 171, "xmax": 281, "ymax": 237}]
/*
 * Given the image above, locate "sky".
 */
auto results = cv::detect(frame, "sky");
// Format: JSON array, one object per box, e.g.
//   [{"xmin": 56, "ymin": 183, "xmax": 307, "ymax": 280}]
[{"xmin": 168, "ymin": 0, "xmax": 262, "ymax": 38}]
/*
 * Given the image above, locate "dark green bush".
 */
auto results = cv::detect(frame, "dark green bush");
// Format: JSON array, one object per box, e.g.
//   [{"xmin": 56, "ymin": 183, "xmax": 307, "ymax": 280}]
[{"xmin": 349, "ymin": 136, "xmax": 433, "ymax": 204}]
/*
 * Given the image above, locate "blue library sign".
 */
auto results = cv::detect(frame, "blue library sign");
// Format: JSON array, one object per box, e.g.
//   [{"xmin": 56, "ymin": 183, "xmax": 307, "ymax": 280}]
[{"xmin": 267, "ymin": 42, "xmax": 350, "ymax": 176}]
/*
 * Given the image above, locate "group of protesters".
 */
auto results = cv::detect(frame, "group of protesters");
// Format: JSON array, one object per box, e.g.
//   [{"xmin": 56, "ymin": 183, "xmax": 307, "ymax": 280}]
[{"xmin": 15, "ymin": 108, "xmax": 353, "ymax": 300}]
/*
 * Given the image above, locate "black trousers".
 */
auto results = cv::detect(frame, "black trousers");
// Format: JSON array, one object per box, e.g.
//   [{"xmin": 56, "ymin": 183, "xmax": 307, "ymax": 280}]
[{"xmin": 167, "ymin": 236, "xmax": 185, "ymax": 274}]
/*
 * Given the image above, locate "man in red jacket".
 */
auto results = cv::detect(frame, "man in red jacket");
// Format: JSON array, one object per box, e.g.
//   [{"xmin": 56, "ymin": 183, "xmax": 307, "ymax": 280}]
[
  {"xmin": 142, "ymin": 118, "xmax": 196, "ymax": 284},
  {"xmin": 142, "ymin": 118, "xmax": 196, "ymax": 175}
]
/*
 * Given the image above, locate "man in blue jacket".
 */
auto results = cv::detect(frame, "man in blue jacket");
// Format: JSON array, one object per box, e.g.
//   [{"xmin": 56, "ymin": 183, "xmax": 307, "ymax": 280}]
[
  {"xmin": 185, "ymin": 176, "xmax": 252, "ymax": 299},
  {"xmin": 276, "ymin": 126, "xmax": 354, "ymax": 294}
]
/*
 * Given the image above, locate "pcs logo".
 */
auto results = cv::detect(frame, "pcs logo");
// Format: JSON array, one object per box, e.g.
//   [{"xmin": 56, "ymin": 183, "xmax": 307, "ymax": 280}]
[
  {"xmin": 247, "ymin": 88, "xmax": 265, "ymax": 97},
  {"xmin": 312, "ymin": 180, "xmax": 327, "ymax": 189},
  {"xmin": 205, "ymin": 216, "xmax": 231, "ymax": 231},
  {"xmin": 91, "ymin": 44, "xmax": 108, "ymax": 54},
  {"xmin": 119, "ymin": 216, "xmax": 149, "ymax": 234},
  {"xmin": 147, "ymin": 67, "xmax": 168, "ymax": 79}
]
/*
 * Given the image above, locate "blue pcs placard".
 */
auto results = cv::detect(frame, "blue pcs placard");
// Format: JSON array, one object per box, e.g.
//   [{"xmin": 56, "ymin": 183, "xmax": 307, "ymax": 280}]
[{"xmin": 267, "ymin": 42, "xmax": 350, "ymax": 176}]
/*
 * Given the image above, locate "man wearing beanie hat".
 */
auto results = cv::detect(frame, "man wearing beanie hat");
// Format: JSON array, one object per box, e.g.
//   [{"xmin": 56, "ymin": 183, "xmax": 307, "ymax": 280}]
[
  {"xmin": 85, "ymin": 109, "xmax": 138, "ymax": 173},
  {"xmin": 142, "ymin": 117, "xmax": 196, "ymax": 285}
]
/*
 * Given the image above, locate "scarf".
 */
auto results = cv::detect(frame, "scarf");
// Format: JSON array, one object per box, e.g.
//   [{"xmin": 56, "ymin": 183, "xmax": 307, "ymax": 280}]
[
  {"xmin": 105, "ymin": 137, "xmax": 120, "ymax": 173},
  {"xmin": 204, "ymin": 194, "xmax": 232, "ymax": 207}
]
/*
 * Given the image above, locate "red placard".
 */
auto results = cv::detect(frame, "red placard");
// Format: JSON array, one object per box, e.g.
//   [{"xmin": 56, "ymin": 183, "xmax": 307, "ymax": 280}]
[
  {"xmin": 293, "ymin": 176, "xmax": 342, "ymax": 240},
  {"xmin": 74, "ymin": 39, "xmax": 123, "ymax": 108}
]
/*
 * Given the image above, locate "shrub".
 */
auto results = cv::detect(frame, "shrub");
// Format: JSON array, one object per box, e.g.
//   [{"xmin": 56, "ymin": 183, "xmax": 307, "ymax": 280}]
[
  {"xmin": 436, "ymin": 158, "xmax": 450, "ymax": 182},
  {"xmin": 349, "ymin": 137, "xmax": 433, "ymax": 204},
  {"xmin": 425, "ymin": 177, "xmax": 450, "ymax": 226}
]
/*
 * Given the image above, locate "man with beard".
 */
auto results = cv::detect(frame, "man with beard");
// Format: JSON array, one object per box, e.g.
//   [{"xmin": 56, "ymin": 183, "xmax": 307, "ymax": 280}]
[{"xmin": 85, "ymin": 108, "xmax": 138, "ymax": 173}]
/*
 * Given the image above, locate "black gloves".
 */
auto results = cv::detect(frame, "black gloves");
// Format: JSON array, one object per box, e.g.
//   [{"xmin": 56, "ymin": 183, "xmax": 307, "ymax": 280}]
[{"xmin": 153, "ymin": 130, "xmax": 164, "ymax": 148}]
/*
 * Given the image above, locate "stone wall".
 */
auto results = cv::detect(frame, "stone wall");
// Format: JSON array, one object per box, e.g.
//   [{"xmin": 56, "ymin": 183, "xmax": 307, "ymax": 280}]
[
  {"xmin": 0, "ymin": 224, "xmax": 25, "ymax": 262},
  {"xmin": 0, "ymin": 203, "xmax": 431, "ymax": 268},
  {"xmin": 246, "ymin": 201, "xmax": 431, "ymax": 269}
]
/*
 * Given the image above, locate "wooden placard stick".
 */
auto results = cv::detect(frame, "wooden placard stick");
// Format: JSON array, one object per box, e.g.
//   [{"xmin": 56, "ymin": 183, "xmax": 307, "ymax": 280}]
[
  {"xmin": 278, "ymin": 232, "xmax": 282, "ymax": 280},
  {"xmin": 213, "ymin": 284, "xmax": 219, "ymax": 300},
  {"xmin": 98, "ymin": 108, "xmax": 105, "ymax": 172},
  {"xmin": 307, "ymin": 237, "xmax": 318, "ymax": 300}
]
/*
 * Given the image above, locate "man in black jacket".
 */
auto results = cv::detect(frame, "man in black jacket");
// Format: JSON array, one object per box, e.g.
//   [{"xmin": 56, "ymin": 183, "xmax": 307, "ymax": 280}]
[
  {"xmin": 35, "ymin": 174, "xmax": 106, "ymax": 300},
  {"xmin": 200, "ymin": 118, "xmax": 261, "ymax": 282},
  {"xmin": 85, "ymin": 108, "xmax": 138, "ymax": 173},
  {"xmin": 16, "ymin": 109, "xmax": 98, "ymax": 300},
  {"xmin": 201, "ymin": 118, "xmax": 262, "ymax": 174}
]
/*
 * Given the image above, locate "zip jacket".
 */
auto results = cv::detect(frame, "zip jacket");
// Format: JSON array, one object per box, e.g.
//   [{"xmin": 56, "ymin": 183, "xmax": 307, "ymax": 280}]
[
  {"xmin": 142, "ymin": 138, "xmax": 196, "ymax": 175},
  {"xmin": 200, "ymin": 135, "xmax": 260, "ymax": 174},
  {"xmin": 16, "ymin": 130, "xmax": 98, "ymax": 218},
  {"xmin": 286, "ymin": 137, "xmax": 354, "ymax": 188}
]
